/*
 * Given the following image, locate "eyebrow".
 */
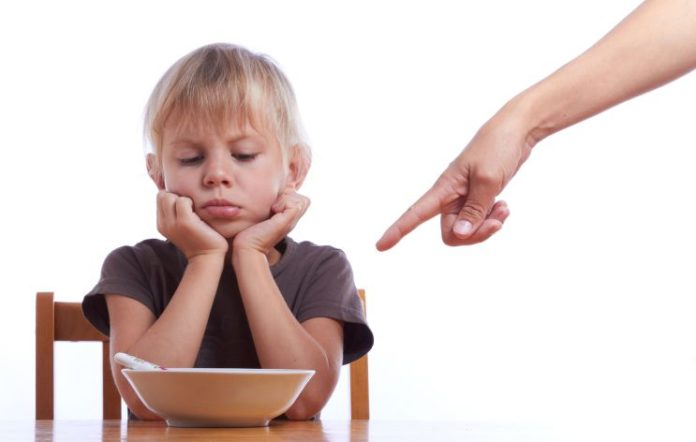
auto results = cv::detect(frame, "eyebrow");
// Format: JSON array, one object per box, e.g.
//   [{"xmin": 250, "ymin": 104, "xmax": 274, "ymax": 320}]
[
  {"xmin": 169, "ymin": 139, "xmax": 202, "ymax": 148},
  {"xmin": 169, "ymin": 134, "xmax": 263, "ymax": 147}
]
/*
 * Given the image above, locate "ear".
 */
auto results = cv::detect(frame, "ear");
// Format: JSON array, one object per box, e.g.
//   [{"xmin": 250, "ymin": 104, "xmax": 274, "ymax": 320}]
[
  {"xmin": 145, "ymin": 153, "xmax": 165, "ymax": 190},
  {"xmin": 285, "ymin": 146, "xmax": 310, "ymax": 190}
]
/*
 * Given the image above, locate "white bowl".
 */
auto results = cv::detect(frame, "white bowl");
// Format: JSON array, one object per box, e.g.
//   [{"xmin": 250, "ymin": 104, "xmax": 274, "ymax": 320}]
[{"xmin": 122, "ymin": 368, "xmax": 314, "ymax": 427}]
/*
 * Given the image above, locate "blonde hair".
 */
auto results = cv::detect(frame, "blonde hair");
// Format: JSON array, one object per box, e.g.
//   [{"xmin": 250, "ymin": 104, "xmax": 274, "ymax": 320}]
[{"xmin": 144, "ymin": 43, "xmax": 311, "ymax": 178}]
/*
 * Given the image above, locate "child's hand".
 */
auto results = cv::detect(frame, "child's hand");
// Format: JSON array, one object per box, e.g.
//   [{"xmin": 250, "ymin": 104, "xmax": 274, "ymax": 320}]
[
  {"xmin": 156, "ymin": 190, "xmax": 228, "ymax": 260},
  {"xmin": 232, "ymin": 188, "xmax": 310, "ymax": 256}
]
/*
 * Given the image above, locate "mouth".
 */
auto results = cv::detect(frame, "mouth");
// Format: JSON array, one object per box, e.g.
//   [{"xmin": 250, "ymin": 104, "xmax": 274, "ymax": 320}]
[{"xmin": 201, "ymin": 199, "xmax": 242, "ymax": 218}]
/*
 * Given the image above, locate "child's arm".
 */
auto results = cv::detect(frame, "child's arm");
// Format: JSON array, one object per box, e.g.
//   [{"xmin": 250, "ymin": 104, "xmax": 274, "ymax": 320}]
[
  {"xmin": 106, "ymin": 191, "xmax": 228, "ymax": 419},
  {"xmin": 232, "ymin": 189, "xmax": 343, "ymax": 420}
]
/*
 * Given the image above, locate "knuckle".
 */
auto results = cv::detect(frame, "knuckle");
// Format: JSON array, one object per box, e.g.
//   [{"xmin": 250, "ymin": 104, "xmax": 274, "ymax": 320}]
[
  {"xmin": 442, "ymin": 232, "xmax": 457, "ymax": 246},
  {"xmin": 472, "ymin": 168, "xmax": 501, "ymax": 188},
  {"xmin": 178, "ymin": 218, "xmax": 196, "ymax": 233},
  {"xmin": 174, "ymin": 197, "xmax": 188, "ymax": 208},
  {"xmin": 434, "ymin": 174, "xmax": 461, "ymax": 196},
  {"xmin": 460, "ymin": 203, "xmax": 487, "ymax": 220},
  {"xmin": 157, "ymin": 223, "xmax": 170, "ymax": 238}
]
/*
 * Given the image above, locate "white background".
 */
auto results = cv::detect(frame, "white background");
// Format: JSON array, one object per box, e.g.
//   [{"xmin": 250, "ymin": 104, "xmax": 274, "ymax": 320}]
[{"xmin": 1, "ymin": 1, "xmax": 695, "ymax": 440}]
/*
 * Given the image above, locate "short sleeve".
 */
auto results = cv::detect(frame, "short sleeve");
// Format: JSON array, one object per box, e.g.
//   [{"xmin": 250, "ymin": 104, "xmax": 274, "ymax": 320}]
[
  {"xmin": 82, "ymin": 245, "xmax": 161, "ymax": 336},
  {"xmin": 294, "ymin": 248, "xmax": 374, "ymax": 365}
]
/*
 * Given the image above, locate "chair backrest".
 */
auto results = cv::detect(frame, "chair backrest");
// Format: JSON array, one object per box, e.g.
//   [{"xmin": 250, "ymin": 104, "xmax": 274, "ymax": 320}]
[
  {"xmin": 35, "ymin": 289, "xmax": 370, "ymax": 420},
  {"xmin": 35, "ymin": 291, "xmax": 121, "ymax": 419}
]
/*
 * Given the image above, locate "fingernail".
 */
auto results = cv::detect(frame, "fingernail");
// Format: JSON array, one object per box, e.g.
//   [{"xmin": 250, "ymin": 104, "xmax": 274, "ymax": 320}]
[{"xmin": 453, "ymin": 220, "xmax": 472, "ymax": 236}]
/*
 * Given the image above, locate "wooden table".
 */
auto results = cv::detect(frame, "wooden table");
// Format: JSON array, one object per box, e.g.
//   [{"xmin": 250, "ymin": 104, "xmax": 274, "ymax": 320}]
[{"xmin": 11, "ymin": 419, "xmax": 552, "ymax": 441}]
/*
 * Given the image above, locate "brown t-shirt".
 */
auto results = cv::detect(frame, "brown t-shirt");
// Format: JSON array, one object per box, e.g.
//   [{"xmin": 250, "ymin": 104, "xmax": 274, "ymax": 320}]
[{"xmin": 82, "ymin": 237, "xmax": 373, "ymax": 367}]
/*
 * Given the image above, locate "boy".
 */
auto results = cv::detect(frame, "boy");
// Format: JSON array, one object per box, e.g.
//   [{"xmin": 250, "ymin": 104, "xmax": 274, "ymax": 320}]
[{"xmin": 82, "ymin": 43, "xmax": 373, "ymax": 420}]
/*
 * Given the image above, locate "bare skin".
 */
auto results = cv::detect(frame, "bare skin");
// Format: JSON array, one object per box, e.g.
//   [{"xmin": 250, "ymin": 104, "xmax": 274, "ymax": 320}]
[
  {"xmin": 377, "ymin": 0, "xmax": 696, "ymax": 250},
  {"xmin": 107, "ymin": 120, "xmax": 342, "ymax": 420}
]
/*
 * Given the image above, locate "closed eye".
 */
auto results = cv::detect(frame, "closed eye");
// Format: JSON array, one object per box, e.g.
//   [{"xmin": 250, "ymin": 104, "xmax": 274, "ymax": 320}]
[
  {"xmin": 179, "ymin": 155, "xmax": 204, "ymax": 165},
  {"xmin": 233, "ymin": 153, "xmax": 258, "ymax": 162}
]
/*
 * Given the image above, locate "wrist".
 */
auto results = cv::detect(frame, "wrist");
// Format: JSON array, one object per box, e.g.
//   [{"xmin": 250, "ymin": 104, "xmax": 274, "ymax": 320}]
[
  {"xmin": 502, "ymin": 64, "xmax": 594, "ymax": 148},
  {"xmin": 186, "ymin": 252, "xmax": 226, "ymax": 270},
  {"xmin": 231, "ymin": 246, "xmax": 268, "ymax": 268},
  {"xmin": 495, "ymin": 90, "xmax": 549, "ymax": 150},
  {"xmin": 474, "ymin": 94, "xmax": 539, "ymax": 163}
]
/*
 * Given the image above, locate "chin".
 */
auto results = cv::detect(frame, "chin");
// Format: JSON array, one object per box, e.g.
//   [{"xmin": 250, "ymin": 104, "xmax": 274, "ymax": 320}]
[
  {"xmin": 214, "ymin": 227, "xmax": 245, "ymax": 239},
  {"xmin": 209, "ymin": 221, "xmax": 250, "ymax": 239}
]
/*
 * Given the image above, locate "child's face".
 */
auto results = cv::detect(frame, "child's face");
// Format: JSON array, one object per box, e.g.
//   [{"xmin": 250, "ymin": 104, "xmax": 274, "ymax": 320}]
[{"xmin": 158, "ymin": 116, "xmax": 288, "ymax": 239}]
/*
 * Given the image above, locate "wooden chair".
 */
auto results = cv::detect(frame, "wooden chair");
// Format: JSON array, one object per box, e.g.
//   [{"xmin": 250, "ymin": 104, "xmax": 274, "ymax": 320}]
[
  {"xmin": 35, "ymin": 289, "xmax": 370, "ymax": 420},
  {"xmin": 350, "ymin": 289, "xmax": 370, "ymax": 419},
  {"xmin": 35, "ymin": 291, "xmax": 121, "ymax": 419}
]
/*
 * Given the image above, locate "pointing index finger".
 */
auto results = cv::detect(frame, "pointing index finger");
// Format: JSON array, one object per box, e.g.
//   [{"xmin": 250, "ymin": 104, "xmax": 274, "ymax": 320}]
[{"xmin": 375, "ymin": 189, "xmax": 442, "ymax": 251}]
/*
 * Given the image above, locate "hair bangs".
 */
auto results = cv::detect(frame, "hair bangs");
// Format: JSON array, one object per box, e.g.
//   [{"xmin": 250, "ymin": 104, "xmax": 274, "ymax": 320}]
[{"xmin": 144, "ymin": 43, "xmax": 311, "ymax": 177}]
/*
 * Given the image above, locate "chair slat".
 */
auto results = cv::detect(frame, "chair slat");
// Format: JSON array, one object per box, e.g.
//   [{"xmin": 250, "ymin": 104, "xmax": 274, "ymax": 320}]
[
  {"xmin": 35, "ymin": 292, "xmax": 120, "ymax": 420},
  {"xmin": 54, "ymin": 302, "xmax": 107, "ymax": 342},
  {"xmin": 350, "ymin": 289, "xmax": 370, "ymax": 419},
  {"xmin": 102, "ymin": 341, "xmax": 121, "ymax": 419},
  {"xmin": 36, "ymin": 292, "xmax": 55, "ymax": 419}
]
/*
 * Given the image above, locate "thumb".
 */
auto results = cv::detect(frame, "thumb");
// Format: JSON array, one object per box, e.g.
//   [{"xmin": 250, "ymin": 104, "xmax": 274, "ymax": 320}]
[{"xmin": 450, "ymin": 177, "xmax": 498, "ymax": 239}]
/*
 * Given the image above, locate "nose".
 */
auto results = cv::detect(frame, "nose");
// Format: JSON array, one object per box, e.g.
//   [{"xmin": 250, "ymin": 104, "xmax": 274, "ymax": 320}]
[{"xmin": 203, "ymin": 153, "xmax": 233, "ymax": 188}]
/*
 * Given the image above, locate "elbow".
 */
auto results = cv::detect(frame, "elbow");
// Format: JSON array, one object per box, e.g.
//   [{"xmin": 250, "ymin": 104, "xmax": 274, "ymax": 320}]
[
  {"xmin": 119, "ymin": 385, "xmax": 163, "ymax": 421},
  {"xmin": 128, "ymin": 401, "xmax": 163, "ymax": 421},
  {"xmin": 285, "ymin": 398, "xmax": 324, "ymax": 421},
  {"xmin": 114, "ymin": 369, "xmax": 163, "ymax": 421},
  {"xmin": 285, "ymin": 359, "xmax": 339, "ymax": 420},
  {"xmin": 284, "ymin": 406, "xmax": 315, "ymax": 421}
]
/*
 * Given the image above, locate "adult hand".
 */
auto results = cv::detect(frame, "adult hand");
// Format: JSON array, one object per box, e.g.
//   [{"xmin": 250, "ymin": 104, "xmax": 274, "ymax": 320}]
[
  {"xmin": 233, "ymin": 187, "xmax": 310, "ymax": 256},
  {"xmin": 376, "ymin": 116, "xmax": 532, "ymax": 250},
  {"xmin": 376, "ymin": 0, "xmax": 696, "ymax": 251},
  {"xmin": 156, "ymin": 190, "xmax": 229, "ymax": 260}
]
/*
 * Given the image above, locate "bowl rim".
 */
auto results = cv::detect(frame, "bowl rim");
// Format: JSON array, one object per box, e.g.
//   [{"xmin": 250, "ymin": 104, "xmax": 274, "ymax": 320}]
[{"xmin": 121, "ymin": 367, "xmax": 316, "ymax": 375}]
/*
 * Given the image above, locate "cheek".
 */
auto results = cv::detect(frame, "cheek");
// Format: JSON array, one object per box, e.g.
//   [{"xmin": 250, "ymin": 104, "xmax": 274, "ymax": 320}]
[
  {"xmin": 256, "ymin": 163, "xmax": 286, "ymax": 191},
  {"xmin": 161, "ymin": 172, "xmax": 176, "ymax": 193},
  {"xmin": 248, "ymin": 174, "xmax": 284, "ymax": 213},
  {"xmin": 256, "ymin": 184, "xmax": 282, "ymax": 208},
  {"xmin": 269, "ymin": 163, "xmax": 288, "ymax": 192},
  {"xmin": 269, "ymin": 170, "xmax": 289, "ymax": 199},
  {"xmin": 161, "ymin": 167, "xmax": 190, "ymax": 195}
]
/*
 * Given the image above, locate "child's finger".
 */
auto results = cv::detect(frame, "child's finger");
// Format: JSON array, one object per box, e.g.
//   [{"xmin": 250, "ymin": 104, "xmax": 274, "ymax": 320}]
[
  {"xmin": 272, "ymin": 191, "xmax": 309, "ymax": 214},
  {"xmin": 284, "ymin": 194, "xmax": 310, "ymax": 217},
  {"xmin": 156, "ymin": 191, "xmax": 178, "ymax": 230},
  {"xmin": 271, "ymin": 189, "xmax": 292, "ymax": 212},
  {"xmin": 270, "ymin": 194, "xmax": 310, "ymax": 232},
  {"xmin": 156, "ymin": 191, "xmax": 168, "ymax": 219},
  {"xmin": 173, "ymin": 196, "xmax": 195, "ymax": 220}
]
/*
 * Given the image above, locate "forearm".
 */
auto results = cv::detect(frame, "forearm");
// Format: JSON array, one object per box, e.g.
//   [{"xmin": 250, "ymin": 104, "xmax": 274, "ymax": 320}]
[
  {"xmin": 510, "ymin": 0, "xmax": 696, "ymax": 144},
  {"xmin": 127, "ymin": 255, "xmax": 224, "ymax": 367},
  {"xmin": 110, "ymin": 255, "xmax": 224, "ymax": 420},
  {"xmin": 233, "ymin": 250, "xmax": 339, "ymax": 418}
]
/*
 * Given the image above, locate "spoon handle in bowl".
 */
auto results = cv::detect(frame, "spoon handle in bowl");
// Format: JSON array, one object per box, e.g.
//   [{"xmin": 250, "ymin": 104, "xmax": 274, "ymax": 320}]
[{"xmin": 114, "ymin": 352, "xmax": 167, "ymax": 370}]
